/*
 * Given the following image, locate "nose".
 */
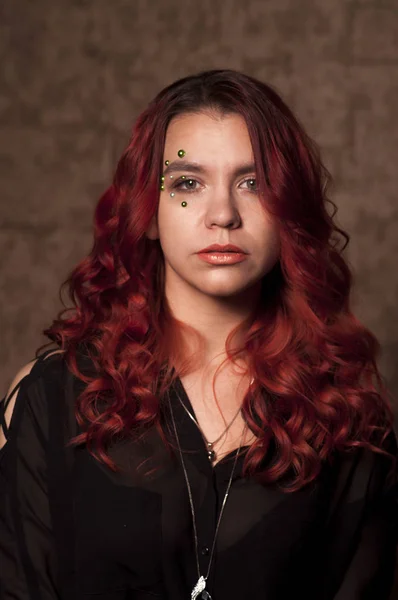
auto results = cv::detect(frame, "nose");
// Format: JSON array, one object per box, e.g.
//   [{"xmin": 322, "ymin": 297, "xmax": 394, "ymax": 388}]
[{"xmin": 204, "ymin": 185, "xmax": 242, "ymax": 230}]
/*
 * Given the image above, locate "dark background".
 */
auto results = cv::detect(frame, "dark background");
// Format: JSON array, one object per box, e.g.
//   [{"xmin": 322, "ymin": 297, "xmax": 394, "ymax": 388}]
[{"xmin": 1, "ymin": 0, "xmax": 397, "ymax": 594}]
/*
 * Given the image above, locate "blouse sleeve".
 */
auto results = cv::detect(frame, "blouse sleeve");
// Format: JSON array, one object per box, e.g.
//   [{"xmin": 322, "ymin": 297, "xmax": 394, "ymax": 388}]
[
  {"xmin": 320, "ymin": 430, "xmax": 398, "ymax": 600},
  {"xmin": 0, "ymin": 351, "xmax": 70, "ymax": 600}
]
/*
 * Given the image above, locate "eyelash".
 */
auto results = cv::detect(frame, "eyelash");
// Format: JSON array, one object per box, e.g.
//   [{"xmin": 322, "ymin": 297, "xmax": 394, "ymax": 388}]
[{"xmin": 171, "ymin": 177, "xmax": 258, "ymax": 193}]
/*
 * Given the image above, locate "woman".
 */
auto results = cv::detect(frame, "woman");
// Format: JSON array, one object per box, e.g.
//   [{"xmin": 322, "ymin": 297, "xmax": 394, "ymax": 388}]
[{"xmin": 1, "ymin": 69, "xmax": 397, "ymax": 600}]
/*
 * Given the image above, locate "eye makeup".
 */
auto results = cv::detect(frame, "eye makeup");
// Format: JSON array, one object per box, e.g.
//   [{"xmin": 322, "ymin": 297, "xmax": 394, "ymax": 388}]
[{"xmin": 161, "ymin": 150, "xmax": 189, "ymax": 207}]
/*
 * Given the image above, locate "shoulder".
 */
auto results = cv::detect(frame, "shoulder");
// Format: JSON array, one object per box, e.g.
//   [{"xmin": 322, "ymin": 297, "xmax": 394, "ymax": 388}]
[
  {"xmin": 4, "ymin": 348, "xmax": 66, "ymax": 403},
  {"xmin": 0, "ymin": 349, "xmax": 66, "ymax": 450}
]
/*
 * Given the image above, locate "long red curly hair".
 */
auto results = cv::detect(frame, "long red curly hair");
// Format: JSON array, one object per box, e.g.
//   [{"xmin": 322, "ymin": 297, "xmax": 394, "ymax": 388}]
[{"xmin": 38, "ymin": 69, "xmax": 396, "ymax": 492}]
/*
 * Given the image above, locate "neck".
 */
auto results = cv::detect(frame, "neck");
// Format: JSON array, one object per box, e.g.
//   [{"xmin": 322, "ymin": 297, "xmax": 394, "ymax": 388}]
[{"xmin": 165, "ymin": 276, "xmax": 261, "ymax": 369}]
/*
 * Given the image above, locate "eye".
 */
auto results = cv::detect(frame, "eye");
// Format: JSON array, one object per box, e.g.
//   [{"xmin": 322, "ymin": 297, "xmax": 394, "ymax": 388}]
[
  {"xmin": 173, "ymin": 177, "xmax": 199, "ymax": 192},
  {"xmin": 240, "ymin": 177, "xmax": 257, "ymax": 192}
]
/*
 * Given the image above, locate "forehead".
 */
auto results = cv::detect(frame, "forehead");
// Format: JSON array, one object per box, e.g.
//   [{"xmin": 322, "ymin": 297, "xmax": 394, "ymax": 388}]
[{"xmin": 163, "ymin": 111, "xmax": 253, "ymax": 162}]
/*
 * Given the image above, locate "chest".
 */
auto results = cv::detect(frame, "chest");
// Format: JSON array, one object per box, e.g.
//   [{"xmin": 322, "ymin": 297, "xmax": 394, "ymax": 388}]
[
  {"xmin": 71, "ymin": 444, "xmax": 329, "ymax": 598},
  {"xmin": 177, "ymin": 374, "xmax": 257, "ymax": 465}
]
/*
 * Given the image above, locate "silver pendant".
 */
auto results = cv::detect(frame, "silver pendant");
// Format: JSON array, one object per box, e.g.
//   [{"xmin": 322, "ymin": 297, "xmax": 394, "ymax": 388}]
[
  {"xmin": 191, "ymin": 575, "xmax": 212, "ymax": 599},
  {"xmin": 207, "ymin": 442, "xmax": 216, "ymax": 462}
]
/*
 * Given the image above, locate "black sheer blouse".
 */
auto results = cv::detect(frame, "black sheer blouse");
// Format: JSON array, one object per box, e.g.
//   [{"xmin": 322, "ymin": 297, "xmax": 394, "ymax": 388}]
[{"xmin": 1, "ymin": 349, "xmax": 397, "ymax": 600}]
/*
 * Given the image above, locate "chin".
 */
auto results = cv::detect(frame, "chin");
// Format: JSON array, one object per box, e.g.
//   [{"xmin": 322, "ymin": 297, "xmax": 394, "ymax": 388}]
[{"xmin": 194, "ymin": 281, "xmax": 257, "ymax": 299}]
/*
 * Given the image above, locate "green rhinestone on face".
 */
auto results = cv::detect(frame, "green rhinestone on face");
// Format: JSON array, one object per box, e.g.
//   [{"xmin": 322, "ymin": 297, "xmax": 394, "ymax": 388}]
[
  {"xmin": 181, "ymin": 201, "xmax": 187, "ymax": 207},
  {"xmin": 160, "ymin": 175, "xmax": 165, "ymax": 181},
  {"xmin": 177, "ymin": 149, "xmax": 186, "ymax": 158},
  {"xmin": 160, "ymin": 185, "xmax": 165, "ymax": 191},
  {"xmin": 181, "ymin": 175, "xmax": 186, "ymax": 179},
  {"xmin": 165, "ymin": 160, "xmax": 169, "ymax": 166}
]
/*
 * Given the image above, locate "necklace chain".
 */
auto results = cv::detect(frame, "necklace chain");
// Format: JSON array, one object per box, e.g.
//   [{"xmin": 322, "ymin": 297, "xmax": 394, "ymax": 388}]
[
  {"xmin": 177, "ymin": 377, "xmax": 254, "ymax": 463},
  {"xmin": 177, "ymin": 395, "xmax": 242, "ymax": 449},
  {"xmin": 167, "ymin": 390, "xmax": 246, "ymax": 597}
]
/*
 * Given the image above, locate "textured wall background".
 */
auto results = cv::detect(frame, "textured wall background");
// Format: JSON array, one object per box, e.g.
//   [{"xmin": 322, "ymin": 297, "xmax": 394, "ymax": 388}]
[{"xmin": 1, "ymin": 0, "xmax": 398, "ymax": 590}]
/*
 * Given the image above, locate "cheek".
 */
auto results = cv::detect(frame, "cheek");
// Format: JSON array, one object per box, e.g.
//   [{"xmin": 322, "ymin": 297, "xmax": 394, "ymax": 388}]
[
  {"xmin": 269, "ymin": 227, "xmax": 281, "ymax": 254},
  {"xmin": 158, "ymin": 194, "xmax": 188, "ymax": 223},
  {"xmin": 157, "ymin": 205, "xmax": 194, "ymax": 257},
  {"xmin": 157, "ymin": 202, "xmax": 181, "ymax": 238},
  {"xmin": 255, "ymin": 223, "xmax": 281, "ymax": 263}
]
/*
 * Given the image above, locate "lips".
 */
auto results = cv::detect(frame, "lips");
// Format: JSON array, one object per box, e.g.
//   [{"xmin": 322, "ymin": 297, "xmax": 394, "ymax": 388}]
[{"xmin": 197, "ymin": 244, "xmax": 246, "ymax": 254}]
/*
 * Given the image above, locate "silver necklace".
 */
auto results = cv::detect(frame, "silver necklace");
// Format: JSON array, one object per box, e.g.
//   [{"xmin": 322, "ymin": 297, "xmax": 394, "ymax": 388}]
[
  {"xmin": 177, "ymin": 377, "xmax": 254, "ymax": 463},
  {"xmin": 168, "ymin": 390, "xmax": 246, "ymax": 600},
  {"xmin": 178, "ymin": 397, "xmax": 241, "ymax": 462}
]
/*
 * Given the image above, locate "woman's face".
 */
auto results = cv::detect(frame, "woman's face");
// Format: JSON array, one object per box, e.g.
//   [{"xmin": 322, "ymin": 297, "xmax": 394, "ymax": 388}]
[{"xmin": 147, "ymin": 110, "xmax": 280, "ymax": 302}]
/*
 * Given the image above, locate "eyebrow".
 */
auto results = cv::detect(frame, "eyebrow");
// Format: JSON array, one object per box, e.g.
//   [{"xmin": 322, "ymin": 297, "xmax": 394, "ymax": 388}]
[{"xmin": 162, "ymin": 160, "xmax": 256, "ymax": 178}]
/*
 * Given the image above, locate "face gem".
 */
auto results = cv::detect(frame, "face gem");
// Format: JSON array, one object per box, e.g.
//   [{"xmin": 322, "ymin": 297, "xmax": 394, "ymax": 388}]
[{"xmin": 177, "ymin": 149, "xmax": 186, "ymax": 158}]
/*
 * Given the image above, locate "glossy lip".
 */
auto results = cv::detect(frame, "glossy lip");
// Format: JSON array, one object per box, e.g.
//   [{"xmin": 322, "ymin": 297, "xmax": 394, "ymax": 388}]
[
  {"xmin": 197, "ymin": 252, "xmax": 247, "ymax": 265},
  {"xmin": 197, "ymin": 243, "xmax": 246, "ymax": 254}
]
